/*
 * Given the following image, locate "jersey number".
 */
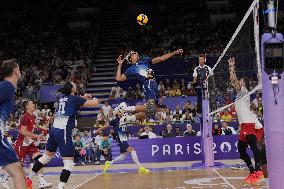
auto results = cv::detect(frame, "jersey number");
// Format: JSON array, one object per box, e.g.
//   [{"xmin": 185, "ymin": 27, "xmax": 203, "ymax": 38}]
[{"xmin": 58, "ymin": 98, "xmax": 68, "ymax": 114}]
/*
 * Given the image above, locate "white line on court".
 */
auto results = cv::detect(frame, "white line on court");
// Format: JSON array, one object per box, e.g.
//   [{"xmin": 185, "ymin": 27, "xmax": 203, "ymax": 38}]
[
  {"xmin": 72, "ymin": 172, "xmax": 103, "ymax": 189},
  {"xmin": 212, "ymin": 169, "xmax": 236, "ymax": 189}
]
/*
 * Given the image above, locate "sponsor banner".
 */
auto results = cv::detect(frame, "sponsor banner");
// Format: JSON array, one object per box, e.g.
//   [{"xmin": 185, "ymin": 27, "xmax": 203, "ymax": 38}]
[{"xmin": 40, "ymin": 85, "xmax": 63, "ymax": 103}]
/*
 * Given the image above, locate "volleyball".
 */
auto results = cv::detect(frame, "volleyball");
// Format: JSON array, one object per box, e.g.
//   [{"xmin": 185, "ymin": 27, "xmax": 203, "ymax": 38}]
[{"xmin": 137, "ymin": 14, "xmax": 148, "ymax": 25}]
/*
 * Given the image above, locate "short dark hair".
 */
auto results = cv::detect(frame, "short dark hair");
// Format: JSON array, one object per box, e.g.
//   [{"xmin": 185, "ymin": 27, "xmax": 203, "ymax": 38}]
[
  {"xmin": 22, "ymin": 100, "xmax": 30, "ymax": 111},
  {"xmin": 241, "ymin": 77, "xmax": 249, "ymax": 89},
  {"xmin": 102, "ymin": 133, "xmax": 109, "ymax": 137},
  {"xmin": 58, "ymin": 81, "xmax": 73, "ymax": 95},
  {"xmin": 0, "ymin": 59, "xmax": 18, "ymax": 78},
  {"xmin": 199, "ymin": 54, "xmax": 206, "ymax": 59}
]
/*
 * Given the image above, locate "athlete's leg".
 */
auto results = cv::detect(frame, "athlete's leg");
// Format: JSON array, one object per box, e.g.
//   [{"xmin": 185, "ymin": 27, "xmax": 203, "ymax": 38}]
[
  {"xmin": 127, "ymin": 146, "xmax": 142, "ymax": 168},
  {"xmin": 29, "ymin": 151, "xmax": 54, "ymax": 178},
  {"xmin": 238, "ymin": 140, "xmax": 255, "ymax": 173},
  {"xmin": 246, "ymin": 134, "xmax": 261, "ymax": 171},
  {"xmin": 4, "ymin": 162, "xmax": 27, "ymax": 189},
  {"xmin": 58, "ymin": 157, "xmax": 74, "ymax": 189}
]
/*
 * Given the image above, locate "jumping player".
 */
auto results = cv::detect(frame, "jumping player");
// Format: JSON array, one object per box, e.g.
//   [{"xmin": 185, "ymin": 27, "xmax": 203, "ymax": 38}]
[
  {"xmin": 115, "ymin": 49, "xmax": 183, "ymax": 119},
  {"xmin": 0, "ymin": 59, "xmax": 27, "ymax": 189},
  {"xmin": 13, "ymin": 100, "xmax": 52, "ymax": 188},
  {"xmin": 26, "ymin": 81, "xmax": 100, "ymax": 189},
  {"xmin": 101, "ymin": 109, "xmax": 150, "ymax": 174},
  {"xmin": 228, "ymin": 57, "xmax": 264, "ymax": 184}
]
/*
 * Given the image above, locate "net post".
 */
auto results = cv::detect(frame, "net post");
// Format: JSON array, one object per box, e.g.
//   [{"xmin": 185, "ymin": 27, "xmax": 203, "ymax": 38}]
[
  {"xmin": 201, "ymin": 87, "xmax": 214, "ymax": 167},
  {"xmin": 261, "ymin": 32, "xmax": 284, "ymax": 188}
]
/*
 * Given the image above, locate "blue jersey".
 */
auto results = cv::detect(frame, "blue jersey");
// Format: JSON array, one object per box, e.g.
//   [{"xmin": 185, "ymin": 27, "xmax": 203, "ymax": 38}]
[
  {"xmin": 0, "ymin": 80, "xmax": 15, "ymax": 124},
  {"xmin": 52, "ymin": 95, "xmax": 86, "ymax": 130},
  {"xmin": 109, "ymin": 117, "xmax": 128, "ymax": 143},
  {"xmin": 124, "ymin": 57, "xmax": 152, "ymax": 84},
  {"xmin": 124, "ymin": 57, "xmax": 158, "ymax": 101}
]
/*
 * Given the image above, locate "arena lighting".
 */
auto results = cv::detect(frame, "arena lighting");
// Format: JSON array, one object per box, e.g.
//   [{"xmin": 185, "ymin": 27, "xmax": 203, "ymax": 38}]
[{"xmin": 261, "ymin": 0, "xmax": 284, "ymax": 188}]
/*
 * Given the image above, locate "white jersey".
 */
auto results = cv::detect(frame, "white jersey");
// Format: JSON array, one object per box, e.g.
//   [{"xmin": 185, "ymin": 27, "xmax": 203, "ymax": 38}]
[{"xmin": 235, "ymin": 86, "xmax": 263, "ymax": 129}]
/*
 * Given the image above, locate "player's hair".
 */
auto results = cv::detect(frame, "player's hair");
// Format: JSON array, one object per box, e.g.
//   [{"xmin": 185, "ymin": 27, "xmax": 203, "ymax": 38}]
[
  {"xmin": 58, "ymin": 81, "xmax": 74, "ymax": 95},
  {"xmin": 241, "ymin": 77, "xmax": 249, "ymax": 89},
  {"xmin": 22, "ymin": 100, "xmax": 30, "ymax": 111},
  {"xmin": 199, "ymin": 54, "xmax": 206, "ymax": 59},
  {"xmin": 0, "ymin": 59, "xmax": 18, "ymax": 78}
]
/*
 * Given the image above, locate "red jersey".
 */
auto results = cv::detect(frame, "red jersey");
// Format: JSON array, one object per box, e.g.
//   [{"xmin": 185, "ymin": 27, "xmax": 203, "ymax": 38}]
[{"xmin": 15, "ymin": 112, "xmax": 36, "ymax": 146}]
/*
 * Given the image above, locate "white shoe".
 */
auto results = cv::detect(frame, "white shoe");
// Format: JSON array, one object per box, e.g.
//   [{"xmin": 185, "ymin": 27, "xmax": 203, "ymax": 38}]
[
  {"xmin": 81, "ymin": 162, "xmax": 85, "ymax": 166},
  {"xmin": 114, "ymin": 102, "xmax": 127, "ymax": 114},
  {"xmin": 39, "ymin": 179, "xmax": 53, "ymax": 188},
  {"xmin": 0, "ymin": 175, "xmax": 10, "ymax": 189},
  {"xmin": 58, "ymin": 182, "xmax": 65, "ymax": 189}
]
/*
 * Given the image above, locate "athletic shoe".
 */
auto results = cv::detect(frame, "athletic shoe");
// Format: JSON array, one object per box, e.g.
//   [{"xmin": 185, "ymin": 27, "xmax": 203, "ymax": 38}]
[
  {"xmin": 95, "ymin": 161, "xmax": 100, "ymax": 165},
  {"xmin": 255, "ymin": 170, "xmax": 264, "ymax": 179},
  {"xmin": 26, "ymin": 178, "xmax": 33, "ymax": 188},
  {"xmin": 138, "ymin": 167, "xmax": 151, "ymax": 173},
  {"xmin": 103, "ymin": 161, "xmax": 110, "ymax": 173},
  {"xmin": 114, "ymin": 102, "xmax": 127, "ymax": 114},
  {"xmin": 81, "ymin": 162, "xmax": 85, "ymax": 166},
  {"xmin": 244, "ymin": 173, "xmax": 255, "ymax": 184},
  {"xmin": 39, "ymin": 179, "xmax": 53, "ymax": 189},
  {"xmin": 0, "ymin": 175, "xmax": 10, "ymax": 189}
]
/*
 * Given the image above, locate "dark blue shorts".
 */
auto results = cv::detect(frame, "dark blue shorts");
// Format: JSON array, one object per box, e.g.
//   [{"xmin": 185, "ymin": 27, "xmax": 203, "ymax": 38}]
[
  {"xmin": 143, "ymin": 80, "xmax": 158, "ymax": 102},
  {"xmin": 46, "ymin": 127, "xmax": 74, "ymax": 157},
  {"xmin": 0, "ymin": 129, "xmax": 19, "ymax": 167},
  {"xmin": 116, "ymin": 141, "xmax": 129, "ymax": 154}
]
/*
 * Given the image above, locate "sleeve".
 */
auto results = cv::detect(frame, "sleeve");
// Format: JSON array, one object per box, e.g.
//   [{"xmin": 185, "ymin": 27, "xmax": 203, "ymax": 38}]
[
  {"xmin": 0, "ymin": 86, "xmax": 13, "ymax": 104},
  {"xmin": 124, "ymin": 66, "xmax": 133, "ymax": 78},
  {"xmin": 230, "ymin": 127, "xmax": 237, "ymax": 134},
  {"xmin": 208, "ymin": 66, "xmax": 214, "ymax": 76},
  {"xmin": 143, "ymin": 57, "xmax": 152, "ymax": 65},
  {"xmin": 76, "ymin": 96, "xmax": 87, "ymax": 106},
  {"xmin": 193, "ymin": 67, "xmax": 198, "ymax": 77}
]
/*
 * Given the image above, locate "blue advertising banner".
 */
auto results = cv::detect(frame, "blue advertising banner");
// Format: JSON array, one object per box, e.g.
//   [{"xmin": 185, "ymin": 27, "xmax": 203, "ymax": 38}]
[
  {"xmin": 40, "ymin": 85, "xmax": 63, "ymax": 103},
  {"xmin": 43, "ymin": 135, "xmax": 242, "ymax": 167}
]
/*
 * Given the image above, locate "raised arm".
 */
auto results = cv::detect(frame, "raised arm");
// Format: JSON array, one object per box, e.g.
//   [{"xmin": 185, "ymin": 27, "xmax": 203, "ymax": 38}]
[
  {"xmin": 81, "ymin": 94, "xmax": 101, "ymax": 107},
  {"xmin": 152, "ymin": 49, "xmax": 183, "ymax": 64},
  {"xmin": 116, "ymin": 55, "xmax": 127, "ymax": 81},
  {"xmin": 228, "ymin": 57, "xmax": 241, "ymax": 91}
]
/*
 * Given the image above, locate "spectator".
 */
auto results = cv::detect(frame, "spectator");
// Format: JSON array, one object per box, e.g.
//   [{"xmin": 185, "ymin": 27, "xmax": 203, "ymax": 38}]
[
  {"xmin": 183, "ymin": 124, "xmax": 197, "ymax": 137},
  {"xmin": 161, "ymin": 124, "xmax": 175, "ymax": 138},
  {"xmin": 212, "ymin": 124, "xmax": 222, "ymax": 136},
  {"xmin": 140, "ymin": 126, "xmax": 157, "ymax": 139},
  {"xmin": 136, "ymin": 127, "xmax": 144, "ymax": 137},
  {"xmin": 96, "ymin": 133, "xmax": 112, "ymax": 165},
  {"xmin": 172, "ymin": 105, "xmax": 182, "ymax": 116},
  {"xmin": 175, "ymin": 126, "xmax": 183, "ymax": 136},
  {"xmin": 94, "ymin": 130, "xmax": 103, "ymax": 164},
  {"xmin": 41, "ymin": 104, "xmax": 51, "ymax": 117},
  {"xmin": 221, "ymin": 109, "xmax": 233, "ymax": 122},
  {"xmin": 81, "ymin": 131, "xmax": 94, "ymax": 163},
  {"xmin": 252, "ymin": 92, "xmax": 262, "ymax": 108},
  {"xmin": 73, "ymin": 134, "xmax": 86, "ymax": 166},
  {"xmin": 221, "ymin": 121, "xmax": 236, "ymax": 135},
  {"xmin": 158, "ymin": 80, "xmax": 165, "ymax": 92},
  {"xmin": 102, "ymin": 101, "xmax": 112, "ymax": 118}
]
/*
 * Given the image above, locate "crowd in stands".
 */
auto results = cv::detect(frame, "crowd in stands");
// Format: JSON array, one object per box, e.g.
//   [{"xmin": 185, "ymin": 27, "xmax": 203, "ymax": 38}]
[
  {"xmin": 118, "ymin": 0, "xmax": 242, "ymax": 58},
  {"xmin": 110, "ymin": 79, "xmax": 196, "ymax": 100}
]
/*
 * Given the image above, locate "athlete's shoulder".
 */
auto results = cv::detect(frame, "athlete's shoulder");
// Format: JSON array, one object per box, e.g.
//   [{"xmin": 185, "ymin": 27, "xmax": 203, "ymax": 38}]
[{"xmin": 0, "ymin": 80, "xmax": 14, "ymax": 92}]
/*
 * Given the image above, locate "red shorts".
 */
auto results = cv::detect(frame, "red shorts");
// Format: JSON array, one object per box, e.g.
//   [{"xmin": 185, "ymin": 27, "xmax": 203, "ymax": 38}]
[
  {"xmin": 239, "ymin": 123, "xmax": 264, "ymax": 142},
  {"xmin": 14, "ymin": 143, "xmax": 40, "ymax": 162}
]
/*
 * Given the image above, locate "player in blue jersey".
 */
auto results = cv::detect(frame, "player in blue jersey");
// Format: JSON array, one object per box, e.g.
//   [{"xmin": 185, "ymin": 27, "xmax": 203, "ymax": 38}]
[
  {"xmin": 27, "ymin": 81, "xmax": 100, "ymax": 189},
  {"xmin": 115, "ymin": 49, "xmax": 183, "ymax": 119},
  {"xmin": 98, "ymin": 110, "xmax": 150, "ymax": 174},
  {"xmin": 0, "ymin": 59, "xmax": 27, "ymax": 189}
]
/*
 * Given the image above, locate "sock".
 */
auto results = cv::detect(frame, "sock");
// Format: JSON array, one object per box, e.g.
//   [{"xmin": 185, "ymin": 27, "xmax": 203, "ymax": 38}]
[
  {"xmin": 110, "ymin": 154, "xmax": 127, "ymax": 165},
  {"xmin": 125, "ymin": 106, "xmax": 136, "ymax": 112},
  {"xmin": 248, "ymin": 165, "xmax": 255, "ymax": 174},
  {"xmin": 58, "ymin": 182, "xmax": 65, "ymax": 189},
  {"xmin": 131, "ymin": 150, "xmax": 142, "ymax": 168},
  {"xmin": 255, "ymin": 163, "xmax": 261, "ymax": 171},
  {"xmin": 38, "ymin": 173, "xmax": 44, "ymax": 182}
]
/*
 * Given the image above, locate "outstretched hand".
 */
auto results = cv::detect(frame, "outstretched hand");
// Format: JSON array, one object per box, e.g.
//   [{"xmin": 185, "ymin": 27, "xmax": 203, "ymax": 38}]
[
  {"xmin": 117, "ymin": 55, "xmax": 124, "ymax": 65},
  {"xmin": 228, "ymin": 57, "xmax": 235, "ymax": 66},
  {"xmin": 173, "ymin": 49, "xmax": 183, "ymax": 55}
]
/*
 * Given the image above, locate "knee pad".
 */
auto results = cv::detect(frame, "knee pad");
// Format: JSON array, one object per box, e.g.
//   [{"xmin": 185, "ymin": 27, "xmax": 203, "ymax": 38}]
[
  {"xmin": 39, "ymin": 154, "xmax": 52, "ymax": 165},
  {"xmin": 145, "ymin": 99, "xmax": 156, "ymax": 119},
  {"xmin": 33, "ymin": 154, "xmax": 43, "ymax": 162},
  {"xmin": 63, "ymin": 160, "xmax": 75, "ymax": 172}
]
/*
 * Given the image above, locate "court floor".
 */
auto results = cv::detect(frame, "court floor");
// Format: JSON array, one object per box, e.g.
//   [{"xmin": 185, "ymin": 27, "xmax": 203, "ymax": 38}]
[{"xmin": 4, "ymin": 160, "xmax": 268, "ymax": 189}]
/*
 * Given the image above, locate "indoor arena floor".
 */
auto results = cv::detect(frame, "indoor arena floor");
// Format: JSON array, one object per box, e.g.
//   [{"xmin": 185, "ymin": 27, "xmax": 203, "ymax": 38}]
[{"xmin": 7, "ymin": 160, "xmax": 268, "ymax": 189}]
